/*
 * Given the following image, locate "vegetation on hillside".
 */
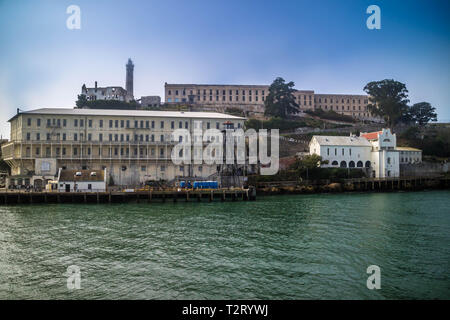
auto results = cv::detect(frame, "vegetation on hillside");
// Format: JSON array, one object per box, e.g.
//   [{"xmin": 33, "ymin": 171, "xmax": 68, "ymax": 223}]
[
  {"xmin": 398, "ymin": 126, "xmax": 450, "ymax": 158},
  {"xmin": 304, "ymin": 109, "xmax": 355, "ymax": 123}
]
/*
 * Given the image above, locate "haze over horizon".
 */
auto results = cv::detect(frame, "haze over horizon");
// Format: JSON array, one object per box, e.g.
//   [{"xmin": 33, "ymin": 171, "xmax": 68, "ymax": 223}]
[{"xmin": 1, "ymin": 0, "xmax": 449, "ymax": 139}]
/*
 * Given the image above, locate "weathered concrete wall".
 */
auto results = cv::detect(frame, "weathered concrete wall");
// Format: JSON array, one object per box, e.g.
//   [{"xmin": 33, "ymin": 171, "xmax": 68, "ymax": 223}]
[{"xmin": 400, "ymin": 162, "xmax": 449, "ymax": 177}]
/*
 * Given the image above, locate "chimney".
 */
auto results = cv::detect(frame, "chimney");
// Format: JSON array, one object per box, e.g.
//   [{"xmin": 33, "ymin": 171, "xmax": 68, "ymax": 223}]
[
  {"xmin": 95, "ymin": 81, "xmax": 98, "ymax": 92},
  {"xmin": 17, "ymin": 108, "xmax": 20, "ymax": 114}
]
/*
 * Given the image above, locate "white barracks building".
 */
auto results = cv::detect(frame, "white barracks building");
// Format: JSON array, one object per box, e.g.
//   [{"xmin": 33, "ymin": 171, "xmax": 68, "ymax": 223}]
[
  {"xmin": 309, "ymin": 129, "xmax": 409, "ymax": 178},
  {"xmin": 1, "ymin": 108, "xmax": 245, "ymax": 189}
]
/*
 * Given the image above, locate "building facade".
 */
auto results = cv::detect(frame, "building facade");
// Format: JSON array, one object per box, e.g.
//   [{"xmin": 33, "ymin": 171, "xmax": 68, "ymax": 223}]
[
  {"xmin": 164, "ymin": 83, "xmax": 372, "ymax": 120},
  {"xmin": 1, "ymin": 108, "xmax": 245, "ymax": 189},
  {"xmin": 309, "ymin": 129, "xmax": 408, "ymax": 178}
]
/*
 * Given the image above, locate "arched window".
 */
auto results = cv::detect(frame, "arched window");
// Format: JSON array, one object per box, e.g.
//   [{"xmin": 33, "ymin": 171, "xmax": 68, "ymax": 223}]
[
  {"xmin": 340, "ymin": 161, "xmax": 347, "ymax": 168},
  {"xmin": 332, "ymin": 160, "xmax": 339, "ymax": 166},
  {"xmin": 365, "ymin": 161, "xmax": 371, "ymax": 168},
  {"xmin": 349, "ymin": 161, "xmax": 355, "ymax": 168},
  {"xmin": 357, "ymin": 161, "xmax": 363, "ymax": 168}
]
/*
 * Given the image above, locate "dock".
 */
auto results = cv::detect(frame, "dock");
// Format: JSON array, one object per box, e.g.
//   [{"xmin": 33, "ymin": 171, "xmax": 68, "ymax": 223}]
[{"xmin": 0, "ymin": 188, "xmax": 257, "ymax": 205}]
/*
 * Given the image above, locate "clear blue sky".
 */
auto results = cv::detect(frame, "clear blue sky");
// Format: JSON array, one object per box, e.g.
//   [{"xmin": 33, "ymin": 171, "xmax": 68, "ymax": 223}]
[{"xmin": 0, "ymin": 0, "xmax": 449, "ymax": 138}]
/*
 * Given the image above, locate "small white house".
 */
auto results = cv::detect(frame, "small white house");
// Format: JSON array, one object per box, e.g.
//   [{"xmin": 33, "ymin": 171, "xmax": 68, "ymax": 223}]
[
  {"xmin": 309, "ymin": 128, "xmax": 408, "ymax": 178},
  {"xmin": 56, "ymin": 168, "xmax": 107, "ymax": 192}
]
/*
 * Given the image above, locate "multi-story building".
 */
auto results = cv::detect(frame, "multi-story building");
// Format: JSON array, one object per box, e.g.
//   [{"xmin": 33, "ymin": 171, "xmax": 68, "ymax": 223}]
[
  {"xmin": 164, "ymin": 83, "xmax": 372, "ymax": 120},
  {"xmin": 309, "ymin": 128, "xmax": 416, "ymax": 178},
  {"xmin": 1, "ymin": 108, "xmax": 245, "ymax": 189}
]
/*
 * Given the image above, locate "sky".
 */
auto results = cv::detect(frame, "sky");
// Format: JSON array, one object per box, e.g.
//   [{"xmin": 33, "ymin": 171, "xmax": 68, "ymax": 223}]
[{"xmin": 0, "ymin": 0, "xmax": 449, "ymax": 138}]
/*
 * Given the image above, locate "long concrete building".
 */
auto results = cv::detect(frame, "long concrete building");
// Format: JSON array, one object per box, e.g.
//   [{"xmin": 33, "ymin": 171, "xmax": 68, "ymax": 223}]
[
  {"xmin": 1, "ymin": 108, "xmax": 245, "ymax": 189},
  {"xmin": 164, "ymin": 83, "xmax": 371, "ymax": 120}
]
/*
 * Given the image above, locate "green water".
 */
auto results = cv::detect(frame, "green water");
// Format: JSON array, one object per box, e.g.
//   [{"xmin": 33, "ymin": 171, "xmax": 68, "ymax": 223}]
[{"xmin": 0, "ymin": 191, "xmax": 449, "ymax": 299}]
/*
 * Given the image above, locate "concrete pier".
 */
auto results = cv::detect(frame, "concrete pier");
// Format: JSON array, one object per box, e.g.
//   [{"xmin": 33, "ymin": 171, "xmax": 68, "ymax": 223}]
[{"xmin": 0, "ymin": 189, "xmax": 256, "ymax": 205}]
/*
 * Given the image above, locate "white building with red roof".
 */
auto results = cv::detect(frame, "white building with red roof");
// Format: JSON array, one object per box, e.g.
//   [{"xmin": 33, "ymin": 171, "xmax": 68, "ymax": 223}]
[{"xmin": 309, "ymin": 128, "xmax": 412, "ymax": 178}]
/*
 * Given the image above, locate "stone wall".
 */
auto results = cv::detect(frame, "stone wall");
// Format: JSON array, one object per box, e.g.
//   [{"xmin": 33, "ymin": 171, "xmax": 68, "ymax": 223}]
[{"xmin": 400, "ymin": 162, "xmax": 449, "ymax": 177}]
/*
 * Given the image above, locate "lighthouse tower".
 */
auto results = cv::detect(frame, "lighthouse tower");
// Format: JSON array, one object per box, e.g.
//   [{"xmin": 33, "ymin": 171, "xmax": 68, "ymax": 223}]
[{"xmin": 125, "ymin": 58, "xmax": 134, "ymax": 101}]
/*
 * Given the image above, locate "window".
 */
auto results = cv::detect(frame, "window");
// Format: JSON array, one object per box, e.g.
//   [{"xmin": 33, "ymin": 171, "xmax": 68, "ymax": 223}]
[
  {"xmin": 160, "ymin": 165, "xmax": 165, "ymax": 172},
  {"xmin": 160, "ymin": 121, "xmax": 164, "ymax": 129},
  {"xmin": 80, "ymin": 119, "xmax": 84, "ymax": 127},
  {"xmin": 141, "ymin": 166, "xmax": 146, "ymax": 172},
  {"xmin": 27, "ymin": 118, "xmax": 31, "ymax": 126},
  {"xmin": 36, "ymin": 133, "xmax": 40, "ymax": 141},
  {"xmin": 37, "ymin": 119, "xmax": 41, "ymax": 127},
  {"xmin": 63, "ymin": 119, "xmax": 67, "ymax": 127},
  {"xmin": 99, "ymin": 120, "xmax": 103, "ymax": 128},
  {"xmin": 46, "ymin": 133, "xmax": 51, "ymax": 141},
  {"xmin": 99, "ymin": 133, "xmax": 102, "ymax": 142},
  {"xmin": 109, "ymin": 120, "xmax": 113, "ymax": 128},
  {"xmin": 74, "ymin": 119, "xmax": 78, "ymax": 127},
  {"xmin": 26, "ymin": 132, "xmax": 30, "ymax": 141}
]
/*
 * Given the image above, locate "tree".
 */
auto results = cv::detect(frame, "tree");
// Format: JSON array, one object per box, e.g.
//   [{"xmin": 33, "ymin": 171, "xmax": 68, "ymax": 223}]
[
  {"xmin": 264, "ymin": 77, "xmax": 299, "ymax": 118},
  {"xmin": 408, "ymin": 102, "xmax": 437, "ymax": 125},
  {"xmin": 290, "ymin": 154, "xmax": 329, "ymax": 170},
  {"xmin": 76, "ymin": 94, "xmax": 88, "ymax": 108},
  {"xmin": 363, "ymin": 79, "xmax": 410, "ymax": 128}
]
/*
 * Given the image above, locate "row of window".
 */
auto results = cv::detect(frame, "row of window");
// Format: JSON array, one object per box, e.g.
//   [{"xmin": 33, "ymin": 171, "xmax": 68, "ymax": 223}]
[
  {"xmin": 329, "ymin": 160, "xmax": 371, "ymax": 168},
  {"xmin": 327, "ymin": 147, "xmax": 356, "ymax": 156},
  {"xmin": 319, "ymin": 105, "xmax": 368, "ymax": 111},
  {"xmin": 26, "ymin": 118, "xmax": 232, "ymax": 130},
  {"xmin": 25, "ymin": 132, "xmax": 178, "ymax": 143},
  {"xmin": 316, "ymin": 98, "xmax": 368, "ymax": 104},
  {"xmin": 26, "ymin": 146, "xmax": 171, "ymax": 157},
  {"xmin": 168, "ymin": 89, "xmax": 266, "ymax": 96}
]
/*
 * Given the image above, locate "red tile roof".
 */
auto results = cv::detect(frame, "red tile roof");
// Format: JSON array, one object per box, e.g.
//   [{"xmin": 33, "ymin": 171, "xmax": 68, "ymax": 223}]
[{"xmin": 361, "ymin": 131, "xmax": 382, "ymax": 140}]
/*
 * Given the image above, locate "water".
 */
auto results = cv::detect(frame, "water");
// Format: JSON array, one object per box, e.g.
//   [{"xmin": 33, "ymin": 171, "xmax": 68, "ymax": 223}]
[{"xmin": 0, "ymin": 190, "xmax": 449, "ymax": 299}]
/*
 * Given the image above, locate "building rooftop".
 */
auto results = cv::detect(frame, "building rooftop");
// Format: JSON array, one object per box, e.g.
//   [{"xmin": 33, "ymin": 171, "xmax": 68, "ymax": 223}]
[
  {"xmin": 396, "ymin": 147, "xmax": 422, "ymax": 151},
  {"xmin": 312, "ymin": 135, "xmax": 372, "ymax": 147},
  {"xmin": 10, "ymin": 108, "xmax": 246, "ymax": 121},
  {"xmin": 360, "ymin": 131, "xmax": 383, "ymax": 140}
]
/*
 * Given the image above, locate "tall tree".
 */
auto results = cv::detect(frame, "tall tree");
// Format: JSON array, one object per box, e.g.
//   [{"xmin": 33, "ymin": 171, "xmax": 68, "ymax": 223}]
[
  {"xmin": 408, "ymin": 102, "xmax": 437, "ymax": 125},
  {"xmin": 363, "ymin": 79, "xmax": 410, "ymax": 128},
  {"xmin": 264, "ymin": 77, "xmax": 299, "ymax": 118}
]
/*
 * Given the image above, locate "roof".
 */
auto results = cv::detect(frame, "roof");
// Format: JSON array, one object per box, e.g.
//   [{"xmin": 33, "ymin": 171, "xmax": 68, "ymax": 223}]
[
  {"xmin": 396, "ymin": 147, "xmax": 422, "ymax": 152},
  {"xmin": 9, "ymin": 108, "xmax": 246, "ymax": 122},
  {"xmin": 312, "ymin": 135, "xmax": 372, "ymax": 147},
  {"xmin": 165, "ymin": 83, "xmax": 269, "ymax": 88},
  {"xmin": 58, "ymin": 169, "xmax": 105, "ymax": 182},
  {"xmin": 361, "ymin": 131, "xmax": 382, "ymax": 140}
]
